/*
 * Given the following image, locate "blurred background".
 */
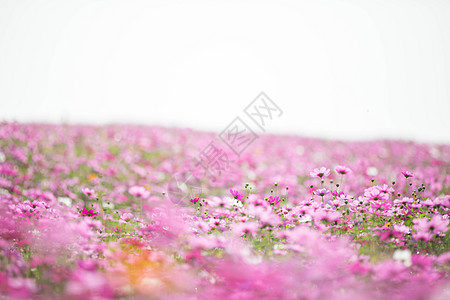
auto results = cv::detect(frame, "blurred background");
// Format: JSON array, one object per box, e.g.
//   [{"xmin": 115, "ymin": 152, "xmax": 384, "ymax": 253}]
[{"xmin": 0, "ymin": 0, "xmax": 449, "ymax": 143}]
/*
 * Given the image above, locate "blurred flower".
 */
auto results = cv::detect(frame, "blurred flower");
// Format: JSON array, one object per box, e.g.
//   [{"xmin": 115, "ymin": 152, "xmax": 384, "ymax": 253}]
[
  {"xmin": 366, "ymin": 166, "xmax": 378, "ymax": 176},
  {"xmin": 87, "ymin": 173, "xmax": 98, "ymax": 182},
  {"xmin": 119, "ymin": 212, "xmax": 133, "ymax": 223},
  {"xmin": 414, "ymin": 215, "xmax": 449, "ymax": 236},
  {"xmin": 232, "ymin": 222, "xmax": 259, "ymax": 237},
  {"xmin": 335, "ymin": 165, "xmax": 352, "ymax": 175},
  {"xmin": 128, "ymin": 186, "xmax": 150, "ymax": 198},
  {"xmin": 58, "ymin": 197, "xmax": 72, "ymax": 207},
  {"xmin": 393, "ymin": 249, "xmax": 412, "ymax": 267},
  {"xmin": 81, "ymin": 187, "xmax": 97, "ymax": 199}
]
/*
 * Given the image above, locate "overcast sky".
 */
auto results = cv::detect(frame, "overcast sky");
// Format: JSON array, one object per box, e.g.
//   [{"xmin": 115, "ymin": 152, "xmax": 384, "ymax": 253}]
[{"xmin": 0, "ymin": 0, "xmax": 449, "ymax": 143}]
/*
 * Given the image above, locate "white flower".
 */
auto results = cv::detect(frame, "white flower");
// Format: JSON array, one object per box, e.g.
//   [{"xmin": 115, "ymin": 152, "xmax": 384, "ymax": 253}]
[
  {"xmin": 58, "ymin": 197, "xmax": 72, "ymax": 207},
  {"xmin": 366, "ymin": 167, "xmax": 378, "ymax": 176},
  {"xmin": 393, "ymin": 249, "xmax": 412, "ymax": 267},
  {"xmin": 102, "ymin": 201, "xmax": 115, "ymax": 209}
]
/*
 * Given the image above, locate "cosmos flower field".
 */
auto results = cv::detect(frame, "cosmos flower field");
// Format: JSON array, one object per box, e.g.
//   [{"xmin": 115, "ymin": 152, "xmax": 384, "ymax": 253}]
[{"xmin": 1, "ymin": 122, "xmax": 449, "ymax": 299}]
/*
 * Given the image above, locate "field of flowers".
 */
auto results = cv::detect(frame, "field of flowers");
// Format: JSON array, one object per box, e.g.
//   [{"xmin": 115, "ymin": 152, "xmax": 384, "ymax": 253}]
[{"xmin": 0, "ymin": 122, "xmax": 449, "ymax": 299}]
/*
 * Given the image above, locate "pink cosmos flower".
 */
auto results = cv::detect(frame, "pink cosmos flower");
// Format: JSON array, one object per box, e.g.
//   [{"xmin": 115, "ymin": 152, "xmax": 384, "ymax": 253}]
[
  {"xmin": 315, "ymin": 188, "xmax": 329, "ymax": 197},
  {"xmin": 119, "ymin": 212, "xmax": 133, "ymax": 223},
  {"xmin": 401, "ymin": 170, "xmax": 414, "ymax": 178},
  {"xmin": 363, "ymin": 186, "xmax": 389, "ymax": 201},
  {"xmin": 230, "ymin": 189, "xmax": 244, "ymax": 201},
  {"xmin": 313, "ymin": 210, "xmax": 341, "ymax": 223},
  {"xmin": 395, "ymin": 197, "xmax": 413, "ymax": 205},
  {"xmin": 232, "ymin": 222, "xmax": 259, "ymax": 237},
  {"xmin": 190, "ymin": 198, "xmax": 199, "ymax": 203},
  {"xmin": 370, "ymin": 201, "xmax": 391, "ymax": 211},
  {"xmin": 81, "ymin": 187, "xmax": 97, "ymax": 199},
  {"xmin": 413, "ymin": 231, "xmax": 433, "ymax": 242},
  {"xmin": 329, "ymin": 198, "xmax": 344, "ymax": 208},
  {"xmin": 422, "ymin": 199, "xmax": 434, "ymax": 207},
  {"xmin": 189, "ymin": 235, "xmax": 220, "ymax": 251},
  {"xmin": 310, "ymin": 167, "xmax": 331, "ymax": 178},
  {"xmin": 413, "ymin": 215, "xmax": 449, "ymax": 242},
  {"xmin": 335, "ymin": 165, "xmax": 352, "ymax": 175},
  {"xmin": 128, "ymin": 186, "xmax": 150, "ymax": 198},
  {"xmin": 376, "ymin": 230, "xmax": 403, "ymax": 241},
  {"xmin": 378, "ymin": 184, "xmax": 395, "ymax": 194},
  {"xmin": 425, "ymin": 215, "xmax": 449, "ymax": 235}
]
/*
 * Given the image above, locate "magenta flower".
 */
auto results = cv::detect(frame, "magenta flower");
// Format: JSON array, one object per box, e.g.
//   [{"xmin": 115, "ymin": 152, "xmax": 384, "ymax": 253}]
[
  {"xmin": 401, "ymin": 170, "xmax": 414, "ymax": 178},
  {"xmin": 229, "ymin": 189, "xmax": 244, "ymax": 201},
  {"xmin": 335, "ymin": 165, "xmax": 352, "ymax": 175},
  {"xmin": 80, "ymin": 208, "xmax": 99, "ymax": 217},
  {"xmin": 190, "ymin": 198, "xmax": 199, "ymax": 203},
  {"xmin": 331, "ymin": 190, "xmax": 345, "ymax": 197},
  {"xmin": 377, "ymin": 230, "xmax": 403, "ymax": 241},
  {"xmin": 267, "ymin": 195, "xmax": 280, "ymax": 205},
  {"xmin": 310, "ymin": 167, "xmax": 331, "ymax": 178}
]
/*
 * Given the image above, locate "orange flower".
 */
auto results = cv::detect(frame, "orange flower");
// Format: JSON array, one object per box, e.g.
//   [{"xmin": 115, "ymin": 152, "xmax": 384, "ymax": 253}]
[{"xmin": 87, "ymin": 173, "xmax": 98, "ymax": 181}]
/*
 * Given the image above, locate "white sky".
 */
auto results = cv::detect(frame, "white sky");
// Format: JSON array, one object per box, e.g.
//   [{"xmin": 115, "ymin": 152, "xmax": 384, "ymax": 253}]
[{"xmin": 0, "ymin": 0, "xmax": 449, "ymax": 143}]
